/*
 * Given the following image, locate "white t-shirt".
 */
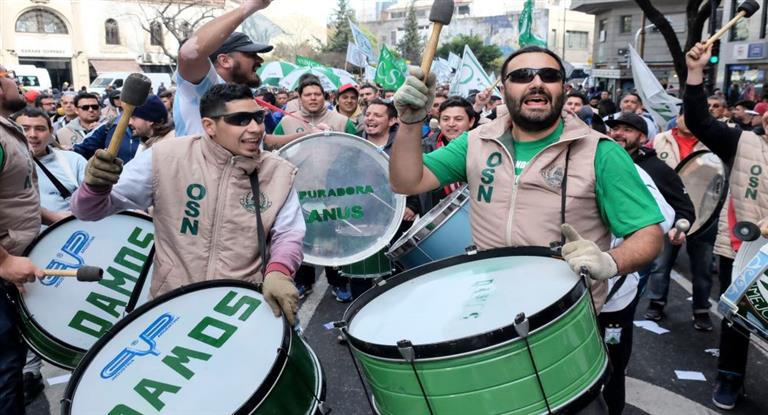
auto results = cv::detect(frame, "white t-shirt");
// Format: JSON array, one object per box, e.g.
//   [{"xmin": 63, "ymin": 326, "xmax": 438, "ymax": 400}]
[{"xmin": 173, "ymin": 63, "xmax": 223, "ymax": 137}]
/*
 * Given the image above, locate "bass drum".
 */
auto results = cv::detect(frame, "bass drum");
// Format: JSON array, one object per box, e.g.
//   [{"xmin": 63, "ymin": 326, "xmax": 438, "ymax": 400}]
[
  {"xmin": 62, "ymin": 280, "xmax": 326, "ymax": 414},
  {"xmin": 719, "ymin": 235, "xmax": 768, "ymax": 340},
  {"xmin": 343, "ymin": 247, "xmax": 608, "ymax": 415},
  {"xmin": 277, "ymin": 132, "xmax": 405, "ymax": 267},
  {"xmin": 676, "ymin": 150, "xmax": 728, "ymax": 238},
  {"xmin": 16, "ymin": 212, "xmax": 154, "ymax": 369}
]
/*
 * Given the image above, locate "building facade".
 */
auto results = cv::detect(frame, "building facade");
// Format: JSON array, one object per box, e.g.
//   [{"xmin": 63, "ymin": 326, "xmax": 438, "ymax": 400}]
[{"xmin": 717, "ymin": 0, "xmax": 768, "ymax": 102}]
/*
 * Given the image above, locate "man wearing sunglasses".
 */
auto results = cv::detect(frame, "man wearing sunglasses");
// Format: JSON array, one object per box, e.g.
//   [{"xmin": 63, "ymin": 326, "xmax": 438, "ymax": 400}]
[
  {"xmin": 56, "ymin": 92, "xmax": 102, "ymax": 149},
  {"xmin": 390, "ymin": 46, "xmax": 665, "ymax": 413},
  {"xmin": 0, "ymin": 64, "xmax": 45, "ymax": 415},
  {"xmin": 70, "ymin": 83, "xmax": 304, "ymax": 326}
]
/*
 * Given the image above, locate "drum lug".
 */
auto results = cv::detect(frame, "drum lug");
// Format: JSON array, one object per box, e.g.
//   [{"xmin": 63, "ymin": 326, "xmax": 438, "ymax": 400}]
[
  {"xmin": 374, "ymin": 276, "xmax": 387, "ymax": 286},
  {"xmin": 317, "ymin": 401, "xmax": 331, "ymax": 414},
  {"xmin": 396, "ymin": 339, "xmax": 416, "ymax": 362},
  {"xmin": 464, "ymin": 245, "xmax": 478, "ymax": 255},
  {"xmin": 513, "ymin": 313, "xmax": 530, "ymax": 338}
]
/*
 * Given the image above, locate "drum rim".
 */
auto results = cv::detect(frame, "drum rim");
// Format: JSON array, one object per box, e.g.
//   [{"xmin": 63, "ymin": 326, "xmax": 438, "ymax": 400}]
[
  {"xmin": 720, "ymin": 240, "xmax": 768, "ymax": 338},
  {"xmin": 17, "ymin": 211, "xmax": 154, "ymax": 369},
  {"xmin": 675, "ymin": 150, "xmax": 729, "ymax": 239},
  {"xmin": 277, "ymin": 131, "xmax": 407, "ymax": 267},
  {"xmin": 61, "ymin": 279, "xmax": 291, "ymax": 415},
  {"xmin": 387, "ymin": 185, "xmax": 469, "ymax": 261},
  {"xmin": 342, "ymin": 246, "xmax": 586, "ymax": 360}
]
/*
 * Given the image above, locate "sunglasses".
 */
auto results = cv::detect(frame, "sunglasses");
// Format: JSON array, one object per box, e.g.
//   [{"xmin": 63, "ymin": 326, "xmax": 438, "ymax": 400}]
[
  {"xmin": 78, "ymin": 105, "xmax": 100, "ymax": 111},
  {"xmin": 505, "ymin": 68, "xmax": 564, "ymax": 84},
  {"xmin": 211, "ymin": 110, "xmax": 266, "ymax": 126},
  {"xmin": 0, "ymin": 70, "xmax": 16, "ymax": 80},
  {"xmin": 709, "ymin": 103, "xmax": 722, "ymax": 108}
]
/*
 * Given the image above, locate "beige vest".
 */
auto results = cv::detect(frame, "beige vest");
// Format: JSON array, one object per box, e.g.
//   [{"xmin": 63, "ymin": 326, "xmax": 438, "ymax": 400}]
[
  {"xmin": 653, "ymin": 130, "xmax": 709, "ymax": 168},
  {"xmin": 465, "ymin": 111, "xmax": 611, "ymax": 310},
  {"xmin": 714, "ymin": 131, "xmax": 768, "ymax": 257},
  {"xmin": 149, "ymin": 135, "xmax": 297, "ymax": 297},
  {"xmin": 0, "ymin": 117, "xmax": 40, "ymax": 255},
  {"xmin": 277, "ymin": 106, "xmax": 350, "ymax": 135}
]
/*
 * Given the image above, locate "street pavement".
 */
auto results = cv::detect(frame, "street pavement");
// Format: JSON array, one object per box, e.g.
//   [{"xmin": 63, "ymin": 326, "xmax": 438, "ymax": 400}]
[{"xmin": 28, "ymin": 252, "xmax": 768, "ymax": 414}]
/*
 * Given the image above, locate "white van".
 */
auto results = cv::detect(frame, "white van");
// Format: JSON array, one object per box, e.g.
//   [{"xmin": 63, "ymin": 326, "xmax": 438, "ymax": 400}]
[
  {"xmin": 89, "ymin": 72, "xmax": 172, "ymax": 95},
  {"xmin": 9, "ymin": 65, "xmax": 52, "ymax": 92}
]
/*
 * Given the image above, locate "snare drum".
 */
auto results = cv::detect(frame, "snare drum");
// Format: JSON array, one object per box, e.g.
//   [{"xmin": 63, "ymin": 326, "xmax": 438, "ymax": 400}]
[
  {"xmin": 16, "ymin": 212, "xmax": 154, "ymax": 369},
  {"xmin": 676, "ymin": 150, "xmax": 728, "ymax": 238},
  {"xmin": 719, "ymin": 236, "xmax": 768, "ymax": 340},
  {"xmin": 387, "ymin": 186, "xmax": 471, "ymax": 270},
  {"xmin": 278, "ymin": 132, "xmax": 405, "ymax": 267},
  {"xmin": 62, "ymin": 280, "xmax": 326, "ymax": 414},
  {"xmin": 342, "ymin": 247, "xmax": 608, "ymax": 415}
]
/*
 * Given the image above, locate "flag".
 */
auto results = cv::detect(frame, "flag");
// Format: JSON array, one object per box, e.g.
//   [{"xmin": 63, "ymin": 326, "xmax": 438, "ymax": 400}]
[
  {"xmin": 375, "ymin": 45, "xmax": 407, "ymax": 90},
  {"xmin": 346, "ymin": 42, "xmax": 368, "ymax": 68},
  {"xmin": 431, "ymin": 58, "xmax": 452, "ymax": 84},
  {"xmin": 450, "ymin": 45, "xmax": 500, "ymax": 97},
  {"xmin": 349, "ymin": 19, "xmax": 376, "ymax": 62},
  {"xmin": 448, "ymin": 52, "xmax": 461, "ymax": 71},
  {"xmin": 365, "ymin": 65, "xmax": 376, "ymax": 83},
  {"xmin": 518, "ymin": 0, "xmax": 547, "ymax": 48},
  {"xmin": 295, "ymin": 55, "xmax": 324, "ymax": 68},
  {"xmin": 628, "ymin": 44, "xmax": 681, "ymax": 127}
]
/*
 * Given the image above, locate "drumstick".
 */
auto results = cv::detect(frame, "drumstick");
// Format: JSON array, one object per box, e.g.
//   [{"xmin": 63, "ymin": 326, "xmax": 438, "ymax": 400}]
[
  {"xmin": 43, "ymin": 266, "xmax": 103, "ymax": 282},
  {"xmin": 106, "ymin": 74, "xmax": 152, "ymax": 157},
  {"xmin": 672, "ymin": 219, "xmax": 690, "ymax": 241},
  {"xmin": 420, "ymin": 0, "xmax": 455, "ymax": 76},
  {"xmin": 704, "ymin": 0, "xmax": 760, "ymax": 47},
  {"xmin": 254, "ymin": 98, "xmax": 317, "ymax": 129}
]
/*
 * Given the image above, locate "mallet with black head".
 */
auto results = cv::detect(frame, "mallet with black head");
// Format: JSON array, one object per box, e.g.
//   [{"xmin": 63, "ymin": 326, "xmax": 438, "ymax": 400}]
[
  {"xmin": 420, "ymin": 0, "xmax": 455, "ymax": 76},
  {"xmin": 43, "ymin": 266, "xmax": 104, "ymax": 282},
  {"xmin": 106, "ymin": 73, "xmax": 152, "ymax": 157},
  {"xmin": 704, "ymin": 0, "xmax": 760, "ymax": 47}
]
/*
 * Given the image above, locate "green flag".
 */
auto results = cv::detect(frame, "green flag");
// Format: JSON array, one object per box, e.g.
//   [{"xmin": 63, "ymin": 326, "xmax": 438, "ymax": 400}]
[
  {"xmin": 518, "ymin": 0, "xmax": 547, "ymax": 48},
  {"xmin": 374, "ymin": 45, "xmax": 407, "ymax": 90},
  {"xmin": 295, "ymin": 55, "xmax": 324, "ymax": 68}
]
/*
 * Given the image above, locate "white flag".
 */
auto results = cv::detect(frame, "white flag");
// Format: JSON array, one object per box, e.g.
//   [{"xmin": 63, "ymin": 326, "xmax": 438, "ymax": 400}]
[
  {"xmin": 629, "ymin": 44, "xmax": 680, "ymax": 127},
  {"xmin": 450, "ymin": 45, "xmax": 500, "ymax": 98},
  {"xmin": 364, "ymin": 65, "xmax": 376, "ymax": 83},
  {"xmin": 448, "ymin": 52, "xmax": 461, "ymax": 71},
  {"xmin": 346, "ymin": 42, "xmax": 368, "ymax": 68},
  {"xmin": 430, "ymin": 59, "xmax": 452, "ymax": 83},
  {"xmin": 349, "ymin": 19, "xmax": 376, "ymax": 62}
]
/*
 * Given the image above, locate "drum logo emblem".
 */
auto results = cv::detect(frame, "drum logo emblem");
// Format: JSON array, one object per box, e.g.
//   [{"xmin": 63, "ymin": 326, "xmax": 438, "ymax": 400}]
[
  {"xmin": 42, "ymin": 230, "xmax": 92, "ymax": 287},
  {"xmin": 100, "ymin": 313, "xmax": 178, "ymax": 380},
  {"xmin": 745, "ymin": 274, "xmax": 768, "ymax": 321},
  {"xmin": 240, "ymin": 191, "xmax": 271, "ymax": 214}
]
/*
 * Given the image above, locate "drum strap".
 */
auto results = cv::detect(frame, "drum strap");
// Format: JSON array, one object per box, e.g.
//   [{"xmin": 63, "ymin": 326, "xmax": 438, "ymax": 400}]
[
  {"xmin": 34, "ymin": 157, "xmax": 71, "ymax": 199},
  {"xmin": 248, "ymin": 170, "xmax": 269, "ymax": 276},
  {"xmin": 559, "ymin": 144, "xmax": 573, "ymax": 247},
  {"xmin": 604, "ymin": 274, "xmax": 628, "ymax": 305}
]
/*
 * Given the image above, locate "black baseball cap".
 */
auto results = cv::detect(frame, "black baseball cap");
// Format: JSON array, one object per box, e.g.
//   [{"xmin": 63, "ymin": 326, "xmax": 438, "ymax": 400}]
[
  {"xmin": 209, "ymin": 32, "xmax": 273, "ymax": 62},
  {"xmin": 605, "ymin": 112, "xmax": 648, "ymax": 136}
]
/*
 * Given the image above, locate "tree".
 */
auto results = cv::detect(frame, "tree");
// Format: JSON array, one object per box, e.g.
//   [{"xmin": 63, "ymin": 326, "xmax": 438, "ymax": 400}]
[
  {"xmin": 324, "ymin": 0, "xmax": 355, "ymax": 54},
  {"xmin": 634, "ymin": 0, "xmax": 721, "ymax": 89},
  {"xmin": 398, "ymin": 1, "xmax": 423, "ymax": 63},
  {"xmin": 437, "ymin": 34, "xmax": 503, "ymax": 72}
]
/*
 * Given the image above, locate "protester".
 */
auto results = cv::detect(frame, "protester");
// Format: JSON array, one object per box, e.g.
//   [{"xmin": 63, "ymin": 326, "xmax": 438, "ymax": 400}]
[
  {"xmin": 56, "ymin": 92, "xmax": 102, "ymax": 149},
  {"xmin": 53, "ymin": 92, "xmax": 77, "ymax": 132}
]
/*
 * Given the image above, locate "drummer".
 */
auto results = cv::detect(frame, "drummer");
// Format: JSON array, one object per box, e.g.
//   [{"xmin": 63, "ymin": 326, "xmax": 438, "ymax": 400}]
[
  {"xmin": 0, "ymin": 63, "xmax": 45, "ymax": 414},
  {"xmin": 389, "ymin": 46, "xmax": 665, "ymax": 412},
  {"xmin": 69, "ymin": 83, "xmax": 304, "ymax": 325},
  {"xmin": 684, "ymin": 42, "xmax": 768, "ymax": 411}
]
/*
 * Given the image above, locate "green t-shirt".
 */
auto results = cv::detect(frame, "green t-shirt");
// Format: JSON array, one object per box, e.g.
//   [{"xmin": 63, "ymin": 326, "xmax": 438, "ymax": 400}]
[
  {"xmin": 272, "ymin": 118, "xmax": 357, "ymax": 136},
  {"xmin": 0, "ymin": 142, "xmax": 5, "ymax": 173},
  {"xmin": 423, "ymin": 122, "xmax": 664, "ymax": 238}
]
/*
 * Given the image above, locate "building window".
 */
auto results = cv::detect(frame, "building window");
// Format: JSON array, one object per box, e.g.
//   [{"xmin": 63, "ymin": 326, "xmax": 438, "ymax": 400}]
[
  {"xmin": 390, "ymin": 30, "xmax": 397, "ymax": 44},
  {"xmin": 105, "ymin": 19, "xmax": 119, "ymax": 45},
  {"xmin": 150, "ymin": 21, "xmax": 163, "ymax": 46},
  {"xmin": 180, "ymin": 21, "xmax": 192, "ymax": 39},
  {"xmin": 457, "ymin": 5, "xmax": 470, "ymax": 15},
  {"xmin": 566, "ymin": 31, "xmax": 589, "ymax": 49},
  {"xmin": 730, "ymin": 0, "xmax": 749, "ymax": 41},
  {"xmin": 15, "ymin": 8, "xmax": 68, "ymax": 34},
  {"xmin": 620, "ymin": 15, "xmax": 632, "ymax": 34},
  {"xmin": 390, "ymin": 11, "xmax": 405, "ymax": 19},
  {"xmin": 598, "ymin": 19, "xmax": 607, "ymax": 43}
]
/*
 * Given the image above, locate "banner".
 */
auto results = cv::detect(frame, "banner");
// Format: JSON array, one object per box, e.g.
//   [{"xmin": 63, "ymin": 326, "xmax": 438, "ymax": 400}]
[
  {"xmin": 450, "ymin": 45, "xmax": 500, "ymax": 97},
  {"xmin": 365, "ymin": 65, "xmax": 377, "ymax": 83},
  {"xmin": 349, "ymin": 19, "xmax": 376, "ymax": 62},
  {"xmin": 346, "ymin": 42, "xmax": 368, "ymax": 68},
  {"xmin": 628, "ymin": 44, "xmax": 680, "ymax": 128},
  {"xmin": 448, "ymin": 52, "xmax": 461, "ymax": 71},
  {"xmin": 295, "ymin": 55, "xmax": 324, "ymax": 68},
  {"xmin": 518, "ymin": 0, "xmax": 547, "ymax": 48},
  {"xmin": 431, "ymin": 58, "xmax": 453, "ymax": 84},
  {"xmin": 375, "ymin": 45, "xmax": 407, "ymax": 90}
]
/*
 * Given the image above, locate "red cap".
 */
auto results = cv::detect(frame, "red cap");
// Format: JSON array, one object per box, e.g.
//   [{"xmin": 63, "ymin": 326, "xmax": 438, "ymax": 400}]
[
  {"xmin": 755, "ymin": 102, "xmax": 768, "ymax": 116},
  {"xmin": 337, "ymin": 83, "xmax": 359, "ymax": 96},
  {"xmin": 24, "ymin": 89, "xmax": 40, "ymax": 104}
]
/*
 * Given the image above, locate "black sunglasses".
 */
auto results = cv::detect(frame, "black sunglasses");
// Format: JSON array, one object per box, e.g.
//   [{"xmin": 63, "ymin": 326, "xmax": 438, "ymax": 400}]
[
  {"xmin": 505, "ymin": 68, "xmax": 564, "ymax": 84},
  {"xmin": 78, "ymin": 104, "xmax": 100, "ymax": 111},
  {"xmin": 211, "ymin": 110, "xmax": 266, "ymax": 126}
]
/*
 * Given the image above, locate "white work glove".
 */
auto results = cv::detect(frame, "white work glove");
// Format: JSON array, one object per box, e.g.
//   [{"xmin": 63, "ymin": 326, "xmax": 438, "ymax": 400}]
[
  {"xmin": 393, "ymin": 66, "xmax": 437, "ymax": 124},
  {"xmin": 561, "ymin": 224, "xmax": 618, "ymax": 281},
  {"xmin": 759, "ymin": 217, "xmax": 768, "ymax": 238},
  {"xmin": 262, "ymin": 271, "xmax": 299, "ymax": 325}
]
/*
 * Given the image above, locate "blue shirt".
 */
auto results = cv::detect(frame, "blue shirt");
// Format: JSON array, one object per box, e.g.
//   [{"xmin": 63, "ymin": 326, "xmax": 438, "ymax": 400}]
[{"xmin": 173, "ymin": 64, "xmax": 223, "ymax": 137}]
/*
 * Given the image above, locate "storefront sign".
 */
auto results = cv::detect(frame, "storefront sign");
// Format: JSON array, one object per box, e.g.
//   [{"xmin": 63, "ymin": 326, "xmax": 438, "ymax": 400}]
[{"xmin": 733, "ymin": 43, "xmax": 767, "ymax": 60}]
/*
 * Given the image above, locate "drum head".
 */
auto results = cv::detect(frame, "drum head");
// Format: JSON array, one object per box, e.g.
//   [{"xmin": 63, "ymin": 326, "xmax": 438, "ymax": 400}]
[
  {"xmin": 278, "ymin": 132, "xmax": 405, "ymax": 266},
  {"xmin": 21, "ymin": 212, "xmax": 154, "ymax": 364},
  {"xmin": 346, "ymin": 248, "xmax": 579, "ymax": 351},
  {"xmin": 676, "ymin": 151, "xmax": 727, "ymax": 237},
  {"xmin": 734, "ymin": 236, "xmax": 768, "ymax": 276},
  {"xmin": 63, "ymin": 280, "xmax": 287, "ymax": 414}
]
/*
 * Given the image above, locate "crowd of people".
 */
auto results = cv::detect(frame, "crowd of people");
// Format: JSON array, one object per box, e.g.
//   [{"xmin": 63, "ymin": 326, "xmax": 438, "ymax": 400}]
[{"xmin": 0, "ymin": 0, "xmax": 767, "ymax": 414}]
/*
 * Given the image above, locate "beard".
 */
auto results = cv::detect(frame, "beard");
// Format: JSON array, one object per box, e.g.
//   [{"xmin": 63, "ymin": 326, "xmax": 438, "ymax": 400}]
[
  {"xmin": 231, "ymin": 60, "xmax": 261, "ymax": 88},
  {"xmin": 506, "ymin": 87, "xmax": 565, "ymax": 132},
  {"xmin": 3, "ymin": 95, "xmax": 27, "ymax": 113}
]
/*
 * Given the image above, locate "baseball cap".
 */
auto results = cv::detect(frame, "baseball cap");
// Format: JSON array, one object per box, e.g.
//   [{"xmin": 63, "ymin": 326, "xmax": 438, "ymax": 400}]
[
  {"xmin": 752, "ymin": 102, "xmax": 768, "ymax": 116},
  {"xmin": 337, "ymin": 84, "xmax": 359, "ymax": 96},
  {"xmin": 605, "ymin": 112, "xmax": 648, "ymax": 136},
  {"xmin": 209, "ymin": 32, "xmax": 273, "ymax": 62}
]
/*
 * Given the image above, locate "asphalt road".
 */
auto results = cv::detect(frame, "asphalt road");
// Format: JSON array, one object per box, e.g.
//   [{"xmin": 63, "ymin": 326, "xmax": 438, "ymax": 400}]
[{"xmin": 27, "ymin": 251, "xmax": 768, "ymax": 414}]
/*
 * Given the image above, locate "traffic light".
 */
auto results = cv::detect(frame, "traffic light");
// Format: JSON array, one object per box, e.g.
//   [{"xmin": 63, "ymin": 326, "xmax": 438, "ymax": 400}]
[{"xmin": 710, "ymin": 40, "xmax": 721, "ymax": 65}]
